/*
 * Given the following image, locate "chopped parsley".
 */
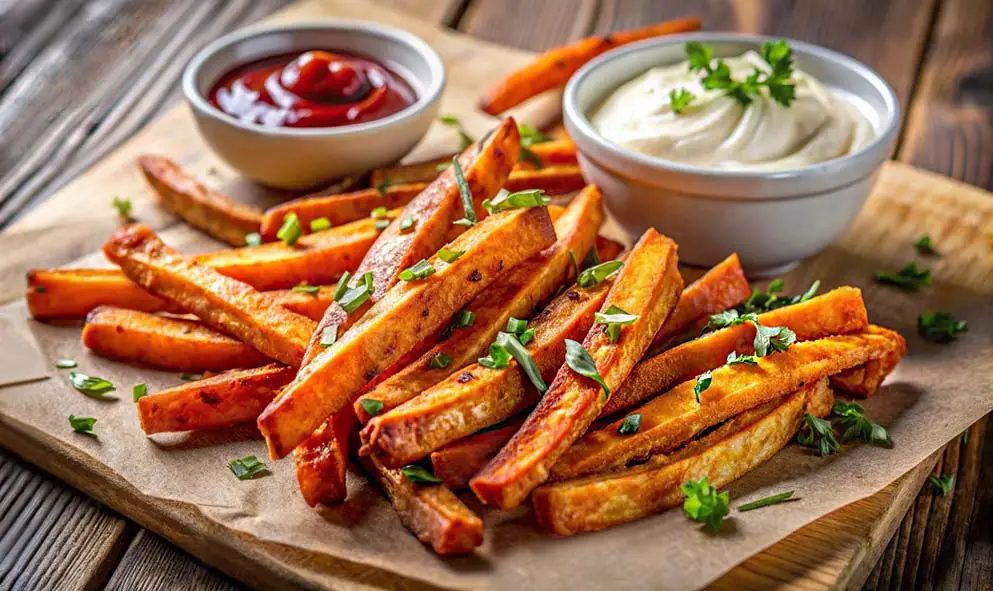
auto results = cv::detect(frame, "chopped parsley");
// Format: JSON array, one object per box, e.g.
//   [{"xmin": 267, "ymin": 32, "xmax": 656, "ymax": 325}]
[
  {"xmin": 482, "ymin": 189, "xmax": 550, "ymax": 213},
  {"xmin": 429, "ymin": 352, "xmax": 452, "ymax": 369},
  {"xmin": 400, "ymin": 463, "xmax": 442, "ymax": 484},
  {"xmin": 833, "ymin": 401, "xmax": 890, "ymax": 446},
  {"xmin": 68, "ymin": 372, "xmax": 116, "ymax": 399},
  {"xmin": 682, "ymin": 476, "xmax": 729, "ymax": 530},
  {"xmin": 594, "ymin": 305, "xmax": 639, "ymax": 343},
  {"xmin": 68, "ymin": 415, "xmax": 97, "ymax": 434},
  {"xmin": 228, "ymin": 455, "xmax": 269, "ymax": 480},
  {"xmin": 577, "ymin": 260, "xmax": 623, "ymax": 289},
  {"xmin": 376, "ymin": 175, "xmax": 394, "ymax": 194},
  {"xmin": 112, "ymin": 196, "xmax": 134, "ymax": 221},
  {"xmin": 617, "ymin": 414, "xmax": 641, "ymax": 435},
  {"xmin": 693, "ymin": 370, "xmax": 711, "ymax": 403},
  {"xmin": 669, "ymin": 88, "xmax": 694, "ymax": 114},
  {"xmin": 797, "ymin": 413, "xmax": 840, "ymax": 456},
  {"xmin": 918, "ymin": 311, "xmax": 967, "ymax": 343},
  {"xmin": 276, "ymin": 213, "xmax": 303, "ymax": 246},
  {"xmin": 564, "ymin": 339, "xmax": 607, "ymax": 397},
  {"xmin": 359, "ymin": 398, "xmax": 384, "ymax": 417},
  {"xmin": 875, "ymin": 262, "xmax": 931, "ymax": 291},
  {"xmin": 132, "ymin": 383, "xmax": 148, "ymax": 402},
  {"xmin": 929, "ymin": 474, "xmax": 955, "ymax": 496},
  {"xmin": 914, "ymin": 234, "xmax": 940, "ymax": 256}
]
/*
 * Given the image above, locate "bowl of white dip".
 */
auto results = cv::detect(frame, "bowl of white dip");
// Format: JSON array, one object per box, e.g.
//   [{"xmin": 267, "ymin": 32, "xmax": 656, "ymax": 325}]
[{"xmin": 563, "ymin": 33, "xmax": 899, "ymax": 276}]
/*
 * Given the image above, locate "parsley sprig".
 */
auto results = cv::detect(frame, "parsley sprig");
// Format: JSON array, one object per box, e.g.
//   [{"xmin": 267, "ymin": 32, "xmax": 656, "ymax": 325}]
[
  {"xmin": 875, "ymin": 262, "xmax": 931, "ymax": 291},
  {"xmin": 918, "ymin": 311, "xmax": 967, "ymax": 343},
  {"xmin": 675, "ymin": 40, "xmax": 796, "ymax": 114},
  {"xmin": 682, "ymin": 477, "xmax": 730, "ymax": 531}
]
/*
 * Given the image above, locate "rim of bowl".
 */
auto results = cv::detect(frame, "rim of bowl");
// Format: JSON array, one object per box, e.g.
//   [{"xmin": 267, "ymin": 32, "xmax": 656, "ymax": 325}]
[
  {"xmin": 563, "ymin": 31, "xmax": 901, "ymax": 184},
  {"xmin": 182, "ymin": 19, "xmax": 446, "ymax": 137}
]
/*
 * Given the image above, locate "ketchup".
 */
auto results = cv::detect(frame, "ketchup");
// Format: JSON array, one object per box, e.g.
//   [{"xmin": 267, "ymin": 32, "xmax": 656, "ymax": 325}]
[{"xmin": 209, "ymin": 50, "xmax": 416, "ymax": 128}]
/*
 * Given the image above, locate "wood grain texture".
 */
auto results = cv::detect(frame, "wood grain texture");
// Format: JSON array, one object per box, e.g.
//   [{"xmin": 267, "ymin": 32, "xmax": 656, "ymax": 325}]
[{"xmin": 105, "ymin": 531, "xmax": 245, "ymax": 591}]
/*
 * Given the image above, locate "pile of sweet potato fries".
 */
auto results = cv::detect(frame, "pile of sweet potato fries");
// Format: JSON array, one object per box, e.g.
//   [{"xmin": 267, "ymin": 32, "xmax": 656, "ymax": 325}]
[{"xmin": 26, "ymin": 19, "xmax": 906, "ymax": 555}]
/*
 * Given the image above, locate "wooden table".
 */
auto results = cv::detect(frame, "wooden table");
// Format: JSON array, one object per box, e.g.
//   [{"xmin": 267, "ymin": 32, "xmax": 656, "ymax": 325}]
[{"xmin": 1, "ymin": 1, "xmax": 990, "ymax": 589}]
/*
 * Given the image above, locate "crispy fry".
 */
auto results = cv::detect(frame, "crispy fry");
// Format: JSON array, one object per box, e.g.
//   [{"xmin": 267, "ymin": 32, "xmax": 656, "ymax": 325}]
[
  {"xmin": 470, "ymin": 230, "xmax": 682, "ymax": 509},
  {"xmin": 26, "ymin": 268, "xmax": 178, "ymax": 320},
  {"xmin": 651, "ymin": 253, "xmax": 750, "ymax": 350},
  {"xmin": 368, "ymin": 140, "xmax": 578, "ymax": 188},
  {"xmin": 82, "ymin": 307, "xmax": 269, "ymax": 371},
  {"xmin": 478, "ymin": 18, "xmax": 702, "ymax": 115},
  {"xmin": 359, "ymin": 453, "xmax": 483, "ymax": 555},
  {"xmin": 193, "ymin": 214, "xmax": 388, "ymax": 291},
  {"xmin": 532, "ymin": 382, "xmax": 812, "ymax": 535},
  {"xmin": 600, "ymin": 287, "xmax": 869, "ymax": 417},
  {"xmin": 138, "ymin": 155, "xmax": 263, "ymax": 246},
  {"xmin": 353, "ymin": 186, "xmax": 604, "ymax": 422},
  {"xmin": 137, "ymin": 364, "xmax": 294, "ymax": 434},
  {"xmin": 430, "ymin": 418, "xmax": 523, "ymax": 489},
  {"xmin": 503, "ymin": 166, "xmax": 586, "ymax": 195},
  {"xmin": 594, "ymin": 235, "xmax": 624, "ymax": 262},
  {"xmin": 260, "ymin": 205, "xmax": 555, "ymax": 458},
  {"xmin": 830, "ymin": 336, "xmax": 906, "ymax": 397},
  {"xmin": 103, "ymin": 224, "xmax": 315, "ymax": 366},
  {"xmin": 552, "ymin": 326, "xmax": 906, "ymax": 480},
  {"xmin": 260, "ymin": 184, "xmax": 425, "ymax": 241},
  {"xmin": 358, "ymin": 277, "xmax": 615, "ymax": 467},
  {"xmin": 294, "ymin": 410, "xmax": 356, "ymax": 507}
]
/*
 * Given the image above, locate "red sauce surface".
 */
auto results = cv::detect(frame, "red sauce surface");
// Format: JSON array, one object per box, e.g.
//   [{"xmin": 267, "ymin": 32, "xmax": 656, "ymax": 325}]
[{"xmin": 209, "ymin": 50, "xmax": 417, "ymax": 128}]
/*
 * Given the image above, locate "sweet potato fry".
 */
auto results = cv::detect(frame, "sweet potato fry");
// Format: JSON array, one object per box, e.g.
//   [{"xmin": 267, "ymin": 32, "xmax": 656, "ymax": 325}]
[
  {"xmin": 26, "ymin": 268, "xmax": 178, "ymax": 320},
  {"xmin": 470, "ymin": 230, "xmax": 682, "ymax": 509},
  {"xmin": 138, "ymin": 155, "xmax": 263, "ymax": 246},
  {"xmin": 368, "ymin": 140, "xmax": 578, "ymax": 188},
  {"xmin": 103, "ymin": 224, "xmax": 316, "ymax": 366},
  {"xmin": 594, "ymin": 235, "xmax": 624, "ymax": 262},
  {"xmin": 552, "ymin": 326, "xmax": 906, "ymax": 480},
  {"xmin": 259, "ymin": 184, "xmax": 424, "ymax": 241},
  {"xmin": 353, "ymin": 186, "xmax": 604, "ymax": 422},
  {"xmin": 503, "ymin": 166, "xmax": 586, "ymax": 195},
  {"xmin": 651, "ymin": 253, "xmax": 750, "ymax": 350},
  {"xmin": 82, "ymin": 307, "xmax": 269, "ymax": 371},
  {"xmin": 478, "ymin": 17, "xmax": 702, "ymax": 115},
  {"xmin": 359, "ymin": 453, "xmax": 483, "ymax": 555},
  {"xmin": 430, "ymin": 418, "xmax": 524, "ymax": 489},
  {"xmin": 194, "ymin": 214, "xmax": 388, "ymax": 291},
  {"xmin": 288, "ymin": 120, "xmax": 523, "ymax": 501},
  {"xmin": 830, "ymin": 338, "xmax": 906, "ymax": 397},
  {"xmin": 137, "ymin": 364, "xmax": 294, "ymax": 434},
  {"xmin": 532, "ymin": 383, "xmax": 812, "ymax": 535},
  {"xmin": 358, "ymin": 276, "xmax": 615, "ymax": 467},
  {"xmin": 600, "ymin": 286, "xmax": 869, "ymax": 417},
  {"xmin": 294, "ymin": 410, "xmax": 356, "ymax": 507},
  {"xmin": 260, "ymin": 205, "xmax": 555, "ymax": 458}
]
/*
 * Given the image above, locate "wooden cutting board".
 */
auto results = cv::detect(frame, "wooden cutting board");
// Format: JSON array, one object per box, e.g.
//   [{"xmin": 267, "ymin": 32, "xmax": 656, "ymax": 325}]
[{"xmin": 1, "ymin": 0, "xmax": 991, "ymax": 589}]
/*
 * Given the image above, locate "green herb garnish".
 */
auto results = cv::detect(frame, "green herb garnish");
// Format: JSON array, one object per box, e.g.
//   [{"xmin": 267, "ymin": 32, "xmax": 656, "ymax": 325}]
[
  {"xmin": 360, "ymin": 398, "xmax": 384, "ymax": 417},
  {"xmin": 291, "ymin": 283, "xmax": 321, "ymax": 295},
  {"xmin": 682, "ymin": 40, "xmax": 796, "ymax": 108},
  {"xmin": 564, "ymin": 339, "xmax": 607, "ymax": 397},
  {"xmin": 319, "ymin": 324, "xmax": 338, "ymax": 348},
  {"xmin": 693, "ymin": 370, "xmax": 711, "ymax": 404},
  {"xmin": 914, "ymin": 234, "xmax": 940, "ymax": 256},
  {"xmin": 506, "ymin": 317, "xmax": 528, "ymax": 335},
  {"xmin": 499, "ymin": 332, "xmax": 547, "ymax": 393},
  {"xmin": 398, "ymin": 259, "xmax": 436, "ymax": 282},
  {"xmin": 338, "ymin": 272, "xmax": 374, "ymax": 314},
  {"xmin": 55, "ymin": 359, "xmax": 77, "ymax": 369},
  {"xmin": 451, "ymin": 157, "xmax": 476, "ymax": 227},
  {"xmin": 833, "ymin": 401, "xmax": 891, "ymax": 446},
  {"xmin": 439, "ymin": 114, "xmax": 473, "ymax": 150},
  {"xmin": 401, "ymin": 463, "xmax": 442, "ymax": 484},
  {"xmin": 376, "ymin": 175, "xmax": 394, "ymax": 194},
  {"xmin": 453, "ymin": 309, "xmax": 475, "ymax": 328},
  {"xmin": 68, "ymin": 415, "xmax": 97, "ymax": 434},
  {"xmin": 112, "ymin": 196, "xmax": 133, "ymax": 221},
  {"xmin": 738, "ymin": 491, "xmax": 794, "ymax": 512},
  {"xmin": 482, "ymin": 189, "xmax": 550, "ymax": 213},
  {"xmin": 617, "ymin": 414, "xmax": 641, "ymax": 435},
  {"xmin": 669, "ymin": 88, "xmax": 694, "ymax": 114},
  {"xmin": 737, "ymin": 279, "xmax": 819, "ymax": 314},
  {"xmin": 918, "ymin": 311, "xmax": 967, "ymax": 343},
  {"xmin": 753, "ymin": 324, "xmax": 796, "ymax": 356},
  {"xmin": 132, "ymin": 383, "xmax": 148, "ymax": 402},
  {"xmin": 682, "ymin": 477, "xmax": 730, "ymax": 530},
  {"xmin": 725, "ymin": 351, "xmax": 758, "ymax": 365},
  {"xmin": 581, "ymin": 246, "xmax": 601, "ymax": 269},
  {"xmin": 245, "ymin": 232, "xmax": 262, "ymax": 247},
  {"xmin": 577, "ymin": 260, "xmax": 623, "ymax": 289},
  {"xmin": 594, "ymin": 305, "xmax": 639, "ymax": 343},
  {"xmin": 797, "ymin": 413, "xmax": 840, "ymax": 456},
  {"xmin": 399, "ymin": 214, "xmax": 416, "ymax": 233},
  {"xmin": 310, "ymin": 217, "xmax": 332, "ymax": 232},
  {"xmin": 333, "ymin": 271, "xmax": 352, "ymax": 301},
  {"xmin": 875, "ymin": 262, "xmax": 931, "ymax": 291},
  {"xmin": 228, "ymin": 455, "xmax": 268, "ymax": 480},
  {"xmin": 429, "ymin": 352, "xmax": 452, "ymax": 369},
  {"xmin": 438, "ymin": 248, "xmax": 465, "ymax": 263},
  {"xmin": 277, "ymin": 213, "xmax": 303, "ymax": 246},
  {"xmin": 929, "ymin": 474, "xmax": 955, "ymax": 496},
  {"xmin": 68, "ymin": 372, "xmax": 116, "ymax": 399}
]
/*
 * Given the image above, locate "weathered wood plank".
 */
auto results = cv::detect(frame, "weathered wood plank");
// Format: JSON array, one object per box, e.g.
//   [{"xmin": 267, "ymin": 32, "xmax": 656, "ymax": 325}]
[
  {"xmin": 105, "ymin": 531, "xmax": 245, "ymax": 591},
  {"xmin": 458, "ymin": 0, "xmax": 597, "ymax": 51}
]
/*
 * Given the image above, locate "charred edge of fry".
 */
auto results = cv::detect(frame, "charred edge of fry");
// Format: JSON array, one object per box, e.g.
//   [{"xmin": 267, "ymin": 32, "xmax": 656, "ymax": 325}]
[
  {"xmin": 469, "ymin": 230, "xmax": 682, "ymax": 509},
  {"xmin": 360, "ymin": 454, "xmax": 484, "ymax": 555},
  {"xmin": 430, "ymin": 419, "xmax": 523, "ymax": 489},
  {"xmin": 600, "ymin": 286, "xmax": 870, "ymax": 417},
  {"xmin": 294, "ymin": 410, "xmax": 356, "ymax": 507},
  {"xmin": 651, "ymin": 252, "xmax": 750, "ymax": 350},
  {"xmin": 532, "ymin": 382, "xmax": 809, "ymax": 536},
  {"xmin": 137, "ymin": 364, "xmax": 294, "ymax": 434},
  {"xmin": 82, "ymin": 306, "xmax": 269, "ymax": 372}
]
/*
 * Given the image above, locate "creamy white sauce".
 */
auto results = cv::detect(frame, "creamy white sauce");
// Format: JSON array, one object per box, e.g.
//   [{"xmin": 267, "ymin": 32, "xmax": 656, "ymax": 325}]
[{"xmin": 591, "ymin": 50, "xmax": 876, "ymax": 170}]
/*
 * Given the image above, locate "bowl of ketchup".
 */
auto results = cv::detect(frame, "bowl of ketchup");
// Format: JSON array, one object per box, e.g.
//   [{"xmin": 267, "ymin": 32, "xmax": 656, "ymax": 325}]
[{"xmin": 183, "ymin": 21, "xmax": 445, "ymax": 189}]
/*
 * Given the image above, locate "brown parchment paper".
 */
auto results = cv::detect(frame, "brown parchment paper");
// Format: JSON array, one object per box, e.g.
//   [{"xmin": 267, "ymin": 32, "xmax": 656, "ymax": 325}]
[{"xmin": 2, "ymin": 234, "xmax": 992, "ymax": 590}]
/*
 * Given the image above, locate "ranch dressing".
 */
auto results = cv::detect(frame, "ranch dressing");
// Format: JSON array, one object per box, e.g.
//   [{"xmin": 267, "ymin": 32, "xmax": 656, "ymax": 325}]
[{"xmin": 591, "ymin": 50, "xmax": 875, "ymax": 170}]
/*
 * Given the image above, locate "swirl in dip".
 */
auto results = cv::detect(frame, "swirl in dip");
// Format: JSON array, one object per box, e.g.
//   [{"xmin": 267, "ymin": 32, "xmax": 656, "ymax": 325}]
[{"xmin": 591, "ymin": 50, "xmax": 876, "ymax": 171}]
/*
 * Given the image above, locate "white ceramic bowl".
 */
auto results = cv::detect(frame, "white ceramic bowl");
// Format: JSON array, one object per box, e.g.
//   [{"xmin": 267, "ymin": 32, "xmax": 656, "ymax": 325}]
[
  {"xmin": 563, "ymin": 33, "xmax": 900, "ymax": 277},
  {"xmin": 183, "ymin": 21, "xmax": 445, "ymax": 190}
]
